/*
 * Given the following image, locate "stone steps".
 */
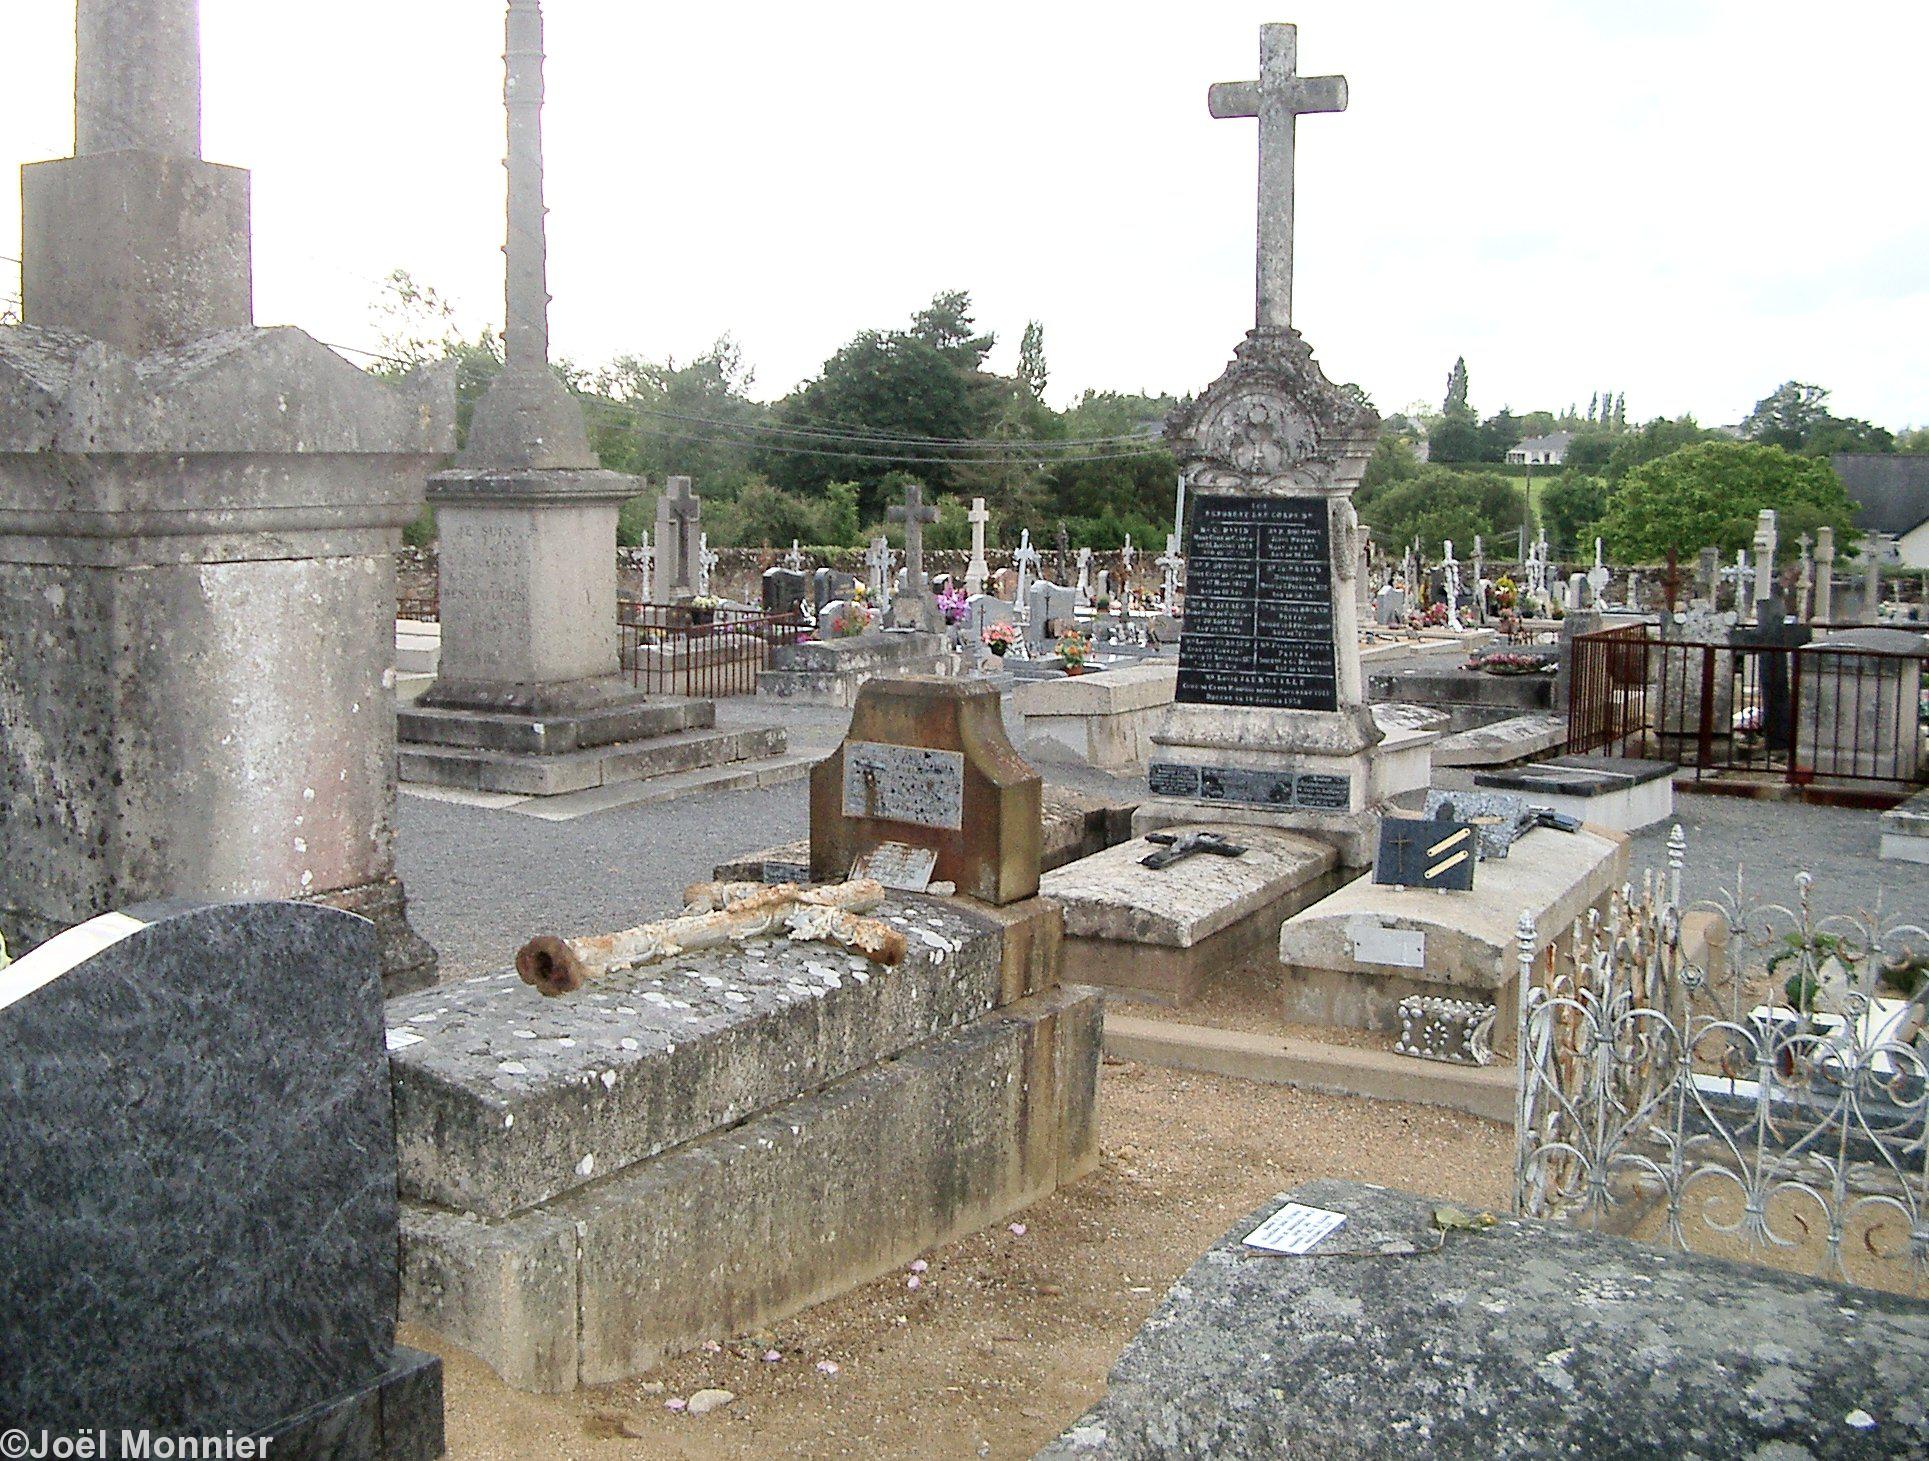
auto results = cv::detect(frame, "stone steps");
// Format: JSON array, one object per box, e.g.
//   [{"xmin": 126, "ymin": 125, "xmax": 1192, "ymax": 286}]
[
  {"xmin": 509, "ymin": 752, "xmax": 818, "ymax": 822},
  {"xmin": 396, "ymin": 724, "xmax": 785, "ymax": 797},
  {"xmin": 397, "ymin": 696, "xmax": 714, "ymax": 756}
]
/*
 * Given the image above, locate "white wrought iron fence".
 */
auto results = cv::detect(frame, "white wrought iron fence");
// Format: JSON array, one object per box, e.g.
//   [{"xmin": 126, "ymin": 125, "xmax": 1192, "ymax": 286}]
[{"xmin": 1515, "ymin": 826, "xmax": 1929, "ymax": 1294}]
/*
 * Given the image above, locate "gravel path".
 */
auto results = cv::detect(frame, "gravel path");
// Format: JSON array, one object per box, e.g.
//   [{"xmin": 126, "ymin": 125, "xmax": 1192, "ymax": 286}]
[{"xmin": 397, "ymin": 698, "xmax": 1925, "ymax": 982}]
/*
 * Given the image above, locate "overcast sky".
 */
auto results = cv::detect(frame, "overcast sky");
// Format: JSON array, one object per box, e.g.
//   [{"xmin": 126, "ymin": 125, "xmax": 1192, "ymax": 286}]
[{"xmin": 4, "ymin": 1, "xmax": 1924, "ymax": 429}]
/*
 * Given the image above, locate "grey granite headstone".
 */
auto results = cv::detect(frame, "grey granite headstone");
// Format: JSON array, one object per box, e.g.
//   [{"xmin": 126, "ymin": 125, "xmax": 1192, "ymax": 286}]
[
  {"xmin": 1044, "ymin": 1180, "xmax": 1929, "ymax": 1459},
  {"xmin": 1422, "ymin": 788, "xmax": 1534, "ymax": 860},
  {"xmin": 811, "ymin": 566, "xmax": 857, "ymax": 617},
  {"xmin": 763, "ymin": 567, "xmax": 808, "ymax": 618},
  {"xmin": 0, "ymin": 900, "xmax": 441, "ymax": 1457}
]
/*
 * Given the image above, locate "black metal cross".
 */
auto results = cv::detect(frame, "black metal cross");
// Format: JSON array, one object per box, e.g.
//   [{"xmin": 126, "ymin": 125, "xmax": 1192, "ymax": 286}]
[{"xmin": 1141, "ymin": 831, "xmax": 1249, "ymax": 871}]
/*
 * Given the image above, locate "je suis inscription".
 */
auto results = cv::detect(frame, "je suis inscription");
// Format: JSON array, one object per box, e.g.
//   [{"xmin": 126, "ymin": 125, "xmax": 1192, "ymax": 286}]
[{"xmin": 1177, "ymin": 495, "xmax": 1338, "ymax": 711}]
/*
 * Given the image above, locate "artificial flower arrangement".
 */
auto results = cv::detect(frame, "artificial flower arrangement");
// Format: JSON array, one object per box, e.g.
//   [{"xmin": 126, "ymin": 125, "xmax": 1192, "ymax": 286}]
[
  {"xmin": 1057, "ymin": 628, "xmax": 1093, "ymax": 672},
  {"xmin": 937, "ymin": 585, "xmax": 968, "ymax": 625},
  {"xmin": 1493, "ymin": 575, "xmax": 1518, "ymax": 611},
  {"xmin": 823, "ymin": 601, "xmax": 872, "ymax": 639},
  {"xmin": 982, "ymin": 622, "xmax": 1020, "ymax": 656}
]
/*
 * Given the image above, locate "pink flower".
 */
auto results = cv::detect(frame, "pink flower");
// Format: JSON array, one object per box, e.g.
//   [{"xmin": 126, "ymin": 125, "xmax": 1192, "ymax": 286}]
[
  {"xmin": 1009, "ymin": 1222, "xmax": 1028, "ymax": 1237},
  {"xmin": 907, "ymin": 1274, "xmax": 922, "ymax": 1291},
  {"xmin": 665, "ymin": 1397, "xmax": 687, "ymax": 1412},
  {"xmin": 763, "ymin": 1349, "xmax": 782, "ymax": 1364},
  {"xmin": 909, "ymin": 1259, "xmax": 929, "ymax": 1273},
  {"xmin": 817, "ymin": 1360, "xmax": 841, "ymax": 1376}
]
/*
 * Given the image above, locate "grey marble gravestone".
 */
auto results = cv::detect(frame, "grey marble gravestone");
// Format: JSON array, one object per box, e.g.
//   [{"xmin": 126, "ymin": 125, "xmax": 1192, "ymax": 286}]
[
  {"xmin": 762, "ymin": 566, "xmax": 808, "ymax": 618},
  {"xmin": 0, "ymin": 900, "xmax": 441, "ymax": 1458}
]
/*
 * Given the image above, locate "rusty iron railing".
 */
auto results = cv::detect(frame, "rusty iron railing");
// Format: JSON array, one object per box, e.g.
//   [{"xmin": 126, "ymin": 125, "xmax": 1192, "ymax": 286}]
[
  {"xmin": 619, "ymin": 601, "xmax": 807, "ymax": 699},
  {"xmin": 1567, "ymin": 625, "xmax": 1928, "ymax": 790}
]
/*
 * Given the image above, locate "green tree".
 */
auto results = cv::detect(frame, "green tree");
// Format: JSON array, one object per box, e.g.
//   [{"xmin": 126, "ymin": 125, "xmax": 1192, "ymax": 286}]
[
  {"xmin": 1017, "ymin": 320, "xmax": 1049, "ymax": 401},
  {"xmin": 1478, "ymin": 409, "xmax": 1523, "ymax": 463},
  {"xmin": 1742, "ymin": 381, "xmax": 1831, "ymax": 452},
  {"xmin": 1358, "ymin": 434, "xmax": 1421, "ymax": 502},
  {"xmin": 1897, "ymin": 427, "xmax": 1929, "ymax": 454},
  {"xmin": 1428, "ymin": 416, "xmax": 1484, "ymax": 463},
  {"xmin": 1563, "ymin": 431, "xmax": 1617, "ymax": 472},
  {"xmin": 1357, "ymin": 466, "xmax": 1532, "ymax": 556},
  {"xmin": 1540, "ymin": 472, "xmax": 1609, "ymax": 556},
  {"xmin": 1602, "ymin": 415, "xmax": 1717, "ymax": 483},
  {"xmin": 1442, "ymin": 356, "xmax": 1471, "ymax": 419},
  {"xmin": 1599, "ymin": 442, "xmax": 1859, "ymax": 562},
  {"xmin": 909, "ymin": 289, "xmax": 996, "ymax": 371}
]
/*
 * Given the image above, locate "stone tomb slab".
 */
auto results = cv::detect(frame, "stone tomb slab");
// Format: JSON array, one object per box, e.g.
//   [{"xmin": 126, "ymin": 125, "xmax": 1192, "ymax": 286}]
[
  {"xmin": 1014, "ymin": 663, "xmax": 1177, "ymax": 771},
  {"xmin": 0, "ymin": 901, "xmax": 441, "ymax": 1458},
  {"xmin": 756, "ymin": 631, "xmax": 950, "ymax": 707},
  {"xmin": 387, "ymin": 895, "xmax": 1060, "ymax": 1219},
  {"xmin": 1474, "ymin": 754, "xmax": 1675, "ymax": 834},
  {"xmin": 1041, "ymin": 825, "xmax": 1340, "ymax": 1004},
  {"xmin": 812, "ymin": 676, "xmax": 1042, "ymax": 905},
  {"xmin": 1277, "ymin": 823, "xmax": 1628, "ymax": 1034},
  {"xmin": 1041, "ymin": 1179, "xmax": 1929, "ymax": 1459}
]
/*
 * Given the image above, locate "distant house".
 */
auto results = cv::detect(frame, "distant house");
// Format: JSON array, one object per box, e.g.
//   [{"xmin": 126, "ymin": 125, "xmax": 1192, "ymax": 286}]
[
  {"xmin": 1506, "ymin": 431, "xmax": 1573, "ymax": 466},
  {"xmin": 1833, "ymin": 453, "xmax": 1929, "ymax": 568}
]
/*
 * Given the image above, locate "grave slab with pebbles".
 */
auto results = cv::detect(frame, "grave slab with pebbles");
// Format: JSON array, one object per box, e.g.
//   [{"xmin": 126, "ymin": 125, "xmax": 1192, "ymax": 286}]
[{"xmin": 388, "ymin": 892, "xmax": 1095, "ymax": 1392}]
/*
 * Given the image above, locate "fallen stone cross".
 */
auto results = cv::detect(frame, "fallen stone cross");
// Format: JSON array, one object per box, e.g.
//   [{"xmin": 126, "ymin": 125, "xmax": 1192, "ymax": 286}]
[
  {"xmin": 1140, "ymin": 830, "xmax": 1249, "ymax": 870},
  {"xmin": 514, "ymin": 878, "xmax": 907, "ymax": 994}
]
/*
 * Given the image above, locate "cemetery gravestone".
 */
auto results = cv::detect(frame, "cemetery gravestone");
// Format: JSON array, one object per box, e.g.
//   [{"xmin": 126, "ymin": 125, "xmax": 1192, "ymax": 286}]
[
  {"xmin": 763, "ymin": 567, "xmax": 808, "ymax": 618},
  {"xmin": 810, "ymin": 677, "xmax": 1042, "ymax": 904},
  {"xmin": 965, "ymin": 497, "xmax": 990, "ymax": 595},
  {"xmin": 0, "ymin": 900, "xmax": 442, "ymax": 1456},
  {"xmin": 887, "ymin": 482, "xmax": 943, "ymax": 632},
  {"xmin": 1139, "ymin": 22, "xmax": 1418, "ymax": 866},
  {"xmin": 811, "ymin": 566, "xmax": 857, "ymax": 618}
]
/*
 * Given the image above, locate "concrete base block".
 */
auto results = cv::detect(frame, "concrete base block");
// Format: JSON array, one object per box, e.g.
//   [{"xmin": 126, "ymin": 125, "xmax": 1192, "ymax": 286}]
[
  {"xmin": 398, "ymin": 985, "xmax": 1100, "ymax": 1392},
  {"xmin": 1278, "ymin": 823, "xmax": 1629, "ymax": 1034},
  {"xmin": 1879, "ymin": 788, "xmax": 1929, "ymax": 863},
  {"xmin": 757, "ymin": 632, "xmax": 950, "ymax": 706},
  {"xmin": 1042, "ymin": 826, "xmax": 1342, "ymax": 1005},
  {"xmin": 1014, "ymin": 664, "xmax": 1176, "ymax": 771},
  {"xmin": 397, "ymin": 725, "xmax": 786, "ymax": 796}
]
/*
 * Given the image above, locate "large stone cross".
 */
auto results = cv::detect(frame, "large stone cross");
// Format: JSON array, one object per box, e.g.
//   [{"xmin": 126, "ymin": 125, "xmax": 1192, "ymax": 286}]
[
  {"xmin": 76, "ymin": 0, "xmax": 202, "ymax": 158},
  {"xmin": 1209, "ymin": 22, "xmax": 1348, "ymax": 333},
  {"xmin": 887, "ymin": 481, "xmax": 938, "ymax": 594}
]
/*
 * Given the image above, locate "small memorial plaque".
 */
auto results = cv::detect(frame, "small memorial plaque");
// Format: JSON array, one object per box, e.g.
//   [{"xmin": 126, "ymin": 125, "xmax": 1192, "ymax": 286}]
[
  {"xmin": 851, "ymin": 841, "xmax": 939, "ymax": 894},
  {"xmin": 1201, "ymin": 767, "xmax": 1298, "ymax": 808},
  {"xmin": 1242, "ymin": 1202, "xmax": 1349, "ymax": 1255},
  {"xmin": 842, "ymin": 742, "xmax": 966, "ymax": 831},
  {"xmin": 1293, "ymin": 774, "xmax": 1352, "ymax": 811},
  {"xmin": 1177, "ymin": 495, "xmax": 1339, "ymax": 712},
  {"xmin": 1375, "ymin": 815, "xmax": 1478, "ymax": 891},
  {"xmin": 1148, "ymin": 761, "xmax": 1203, "ymax": 799}
]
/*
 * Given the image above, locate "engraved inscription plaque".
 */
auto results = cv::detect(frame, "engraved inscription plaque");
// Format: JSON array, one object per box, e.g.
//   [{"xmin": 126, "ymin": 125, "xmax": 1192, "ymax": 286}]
[
  {"xmin": 1177, "ymin": 495, "xmax": 1338, "ymax": 711},
  {"xmin": 1148, "ymin": 761, "xmax": 1203, "ymax": 799},
  {"xmin": 841, "ymin": 742, "xmax": 966, "ymax": 831},
  {"xmin": 1293, "ymin": 773, "xmax": 1352, "ymax": 810},
  {"xmin": 1200, "ymin": 767, "xmax": 1297, "ymax": 807}
]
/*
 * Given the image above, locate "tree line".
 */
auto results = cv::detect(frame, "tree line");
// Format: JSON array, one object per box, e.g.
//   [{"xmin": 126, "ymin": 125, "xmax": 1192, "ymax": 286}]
[
  {"xmin": 1355, "ymin": 357, "xmax": 1918, "ymax": 564},
  {"xmin": 372, "ymin": 274, "xmax": 1178, "ymax": 554}
]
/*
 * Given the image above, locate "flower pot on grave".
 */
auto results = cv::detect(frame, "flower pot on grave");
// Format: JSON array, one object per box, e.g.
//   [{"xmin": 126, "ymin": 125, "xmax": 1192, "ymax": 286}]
[{"xmin": 989, "ymin": 642, "xmax": 1008, "ymax": 657}]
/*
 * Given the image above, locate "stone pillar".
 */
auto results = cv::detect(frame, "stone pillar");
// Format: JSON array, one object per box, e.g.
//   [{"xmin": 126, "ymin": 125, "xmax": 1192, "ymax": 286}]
[
  {"xmin": 399, "ymin": 0, "xmax": 675, "ymax": 799},
  {"xmin": 1863, "ymin": 547, "xmax": 1883, "ymax": 625},
  {"xmin": 1814, "ymin": 526, "xmax": 1835, "ymax": 623},
  {"xmin": 0, "ymin": 1, "xmax": 452, "ymax": 992}
]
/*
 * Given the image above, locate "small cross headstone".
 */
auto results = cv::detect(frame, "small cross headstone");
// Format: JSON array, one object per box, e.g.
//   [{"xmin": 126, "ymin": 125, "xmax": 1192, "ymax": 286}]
[
  {"xmin": 865, "ymin": 534, "xmax": 891, "ymax": 602},
  {"xmin": 1012, "ymin": 529, "xmax": 1042, "ymax": 607},
  {"xmin": 1157, "ymin": 533, "xmax": 1185, "ymax": 614},
  {"xmin": 654, "ymin": 476, "xmax": 702, "ymax": 602},
  {"xmin": 1055, "ymin": 520, "xmax": 1072, "ymax": 582},
  {"xmin": 886, "ymin": 481, "xmax": 941, "ymax": 631},
  {"xmin": 1075, "ymin": 547, "xmax": 1094, "ymax": 606},
  {"xmin": 698, "ymin": 531, "xmax": 719, "ymax": 597},
  {"xmin": 965, "ymin": 497, "xmax": 990, "ymax": 596}
]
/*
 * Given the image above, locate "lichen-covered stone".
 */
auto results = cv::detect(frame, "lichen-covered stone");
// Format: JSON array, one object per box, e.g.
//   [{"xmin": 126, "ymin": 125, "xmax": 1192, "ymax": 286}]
[{"xmin": 1044, "ymin": 1179, "xmax": 1929, "ymax": 1459}]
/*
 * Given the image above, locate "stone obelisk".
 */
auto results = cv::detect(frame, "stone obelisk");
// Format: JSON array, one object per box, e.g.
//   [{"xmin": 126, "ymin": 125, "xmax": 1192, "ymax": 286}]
[
  {"xmin": 398, "ymin": 0, "xmax": 682, "ymax": 796},
  {"xmin": 1139, "ymin": 23, "xmax": 1416, "ymax": 867},
  {"xmin": 0, "ymin": 0, "xmax": 453, "ymax": 992}
]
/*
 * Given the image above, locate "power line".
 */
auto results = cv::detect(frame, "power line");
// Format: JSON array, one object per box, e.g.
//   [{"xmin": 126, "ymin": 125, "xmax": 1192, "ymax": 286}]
[{"xmin": 319, "ymin": 339, "xmax": 1170, "ymax": 467}]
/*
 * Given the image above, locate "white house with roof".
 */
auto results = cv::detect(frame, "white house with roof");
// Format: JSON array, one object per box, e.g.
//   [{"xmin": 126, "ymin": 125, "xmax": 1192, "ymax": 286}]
[
  {"xmin": 1834, "ymin": 453, "xmax": 1929, "ymax": 568},
  {"xmin": 1506, "ymin": 431, "xmax": 1573, "ymax": 466}
]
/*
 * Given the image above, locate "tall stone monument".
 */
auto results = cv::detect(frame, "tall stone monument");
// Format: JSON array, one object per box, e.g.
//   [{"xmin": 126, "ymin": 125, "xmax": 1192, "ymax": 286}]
[
  {"xmin": 1138, "ymin": 22, "xmax": 1417, "ymax": 866},
  {"xmin": 0, "ymin": 0, "xmax": 453, "ymax": 992},
  {"xmin": 399, "ymin": 0, "xmax": 679, "ymax": 797}
]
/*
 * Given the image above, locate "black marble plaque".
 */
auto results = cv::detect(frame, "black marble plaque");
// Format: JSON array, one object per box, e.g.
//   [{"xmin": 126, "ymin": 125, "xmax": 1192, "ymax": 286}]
[
  {"xmin": 1201, "ymin": 767, "xmax": 1298, "ymax": 807},
  {"xmin": 1148, "ymin": 761, "xmax": 1203, "ymax": 798},
  {"xmin": 1375, "ymin": 817, "xmax": 1478, "ymax": 891},
  {"xmin": 0, "ymin": 900, "xmax": 422, "ymax": 1445},
  {"xmin": 1294, "ymin": 774, "xmax": 1353, "ymax": 811},
  {"xmin": 1177, "ymin": 495, "xmax": 1339, "ymax": 711}
]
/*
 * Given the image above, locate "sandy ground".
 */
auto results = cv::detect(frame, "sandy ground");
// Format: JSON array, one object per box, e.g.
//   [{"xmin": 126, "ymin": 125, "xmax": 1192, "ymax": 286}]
[{"xmin": 410, "ymin": 1059, "xmax": 1513, "ymax": 1461}]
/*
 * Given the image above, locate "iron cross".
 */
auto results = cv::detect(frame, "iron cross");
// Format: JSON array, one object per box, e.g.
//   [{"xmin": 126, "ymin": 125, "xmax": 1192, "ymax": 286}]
[
  {"xmin": 1141, "ymin": 831, "xmax": 1249, "ymax": 871},
  {"xmin": 1209, "ymin": 23, "xmax": 1349, "ymax": 333}
]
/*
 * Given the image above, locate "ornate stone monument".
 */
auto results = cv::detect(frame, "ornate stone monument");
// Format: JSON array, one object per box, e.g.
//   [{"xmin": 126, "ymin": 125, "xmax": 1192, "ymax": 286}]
[
  {"xmin": 401, "ymin": 0, "xmax": 706, "ymax": 799},
  {"xmin": 1137, "ymin": 23, "xmax": 1424, "ymax": 865},
  {"xmin": 0, "ymin": 0, "xmax": 452, "ymax": 992}
]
